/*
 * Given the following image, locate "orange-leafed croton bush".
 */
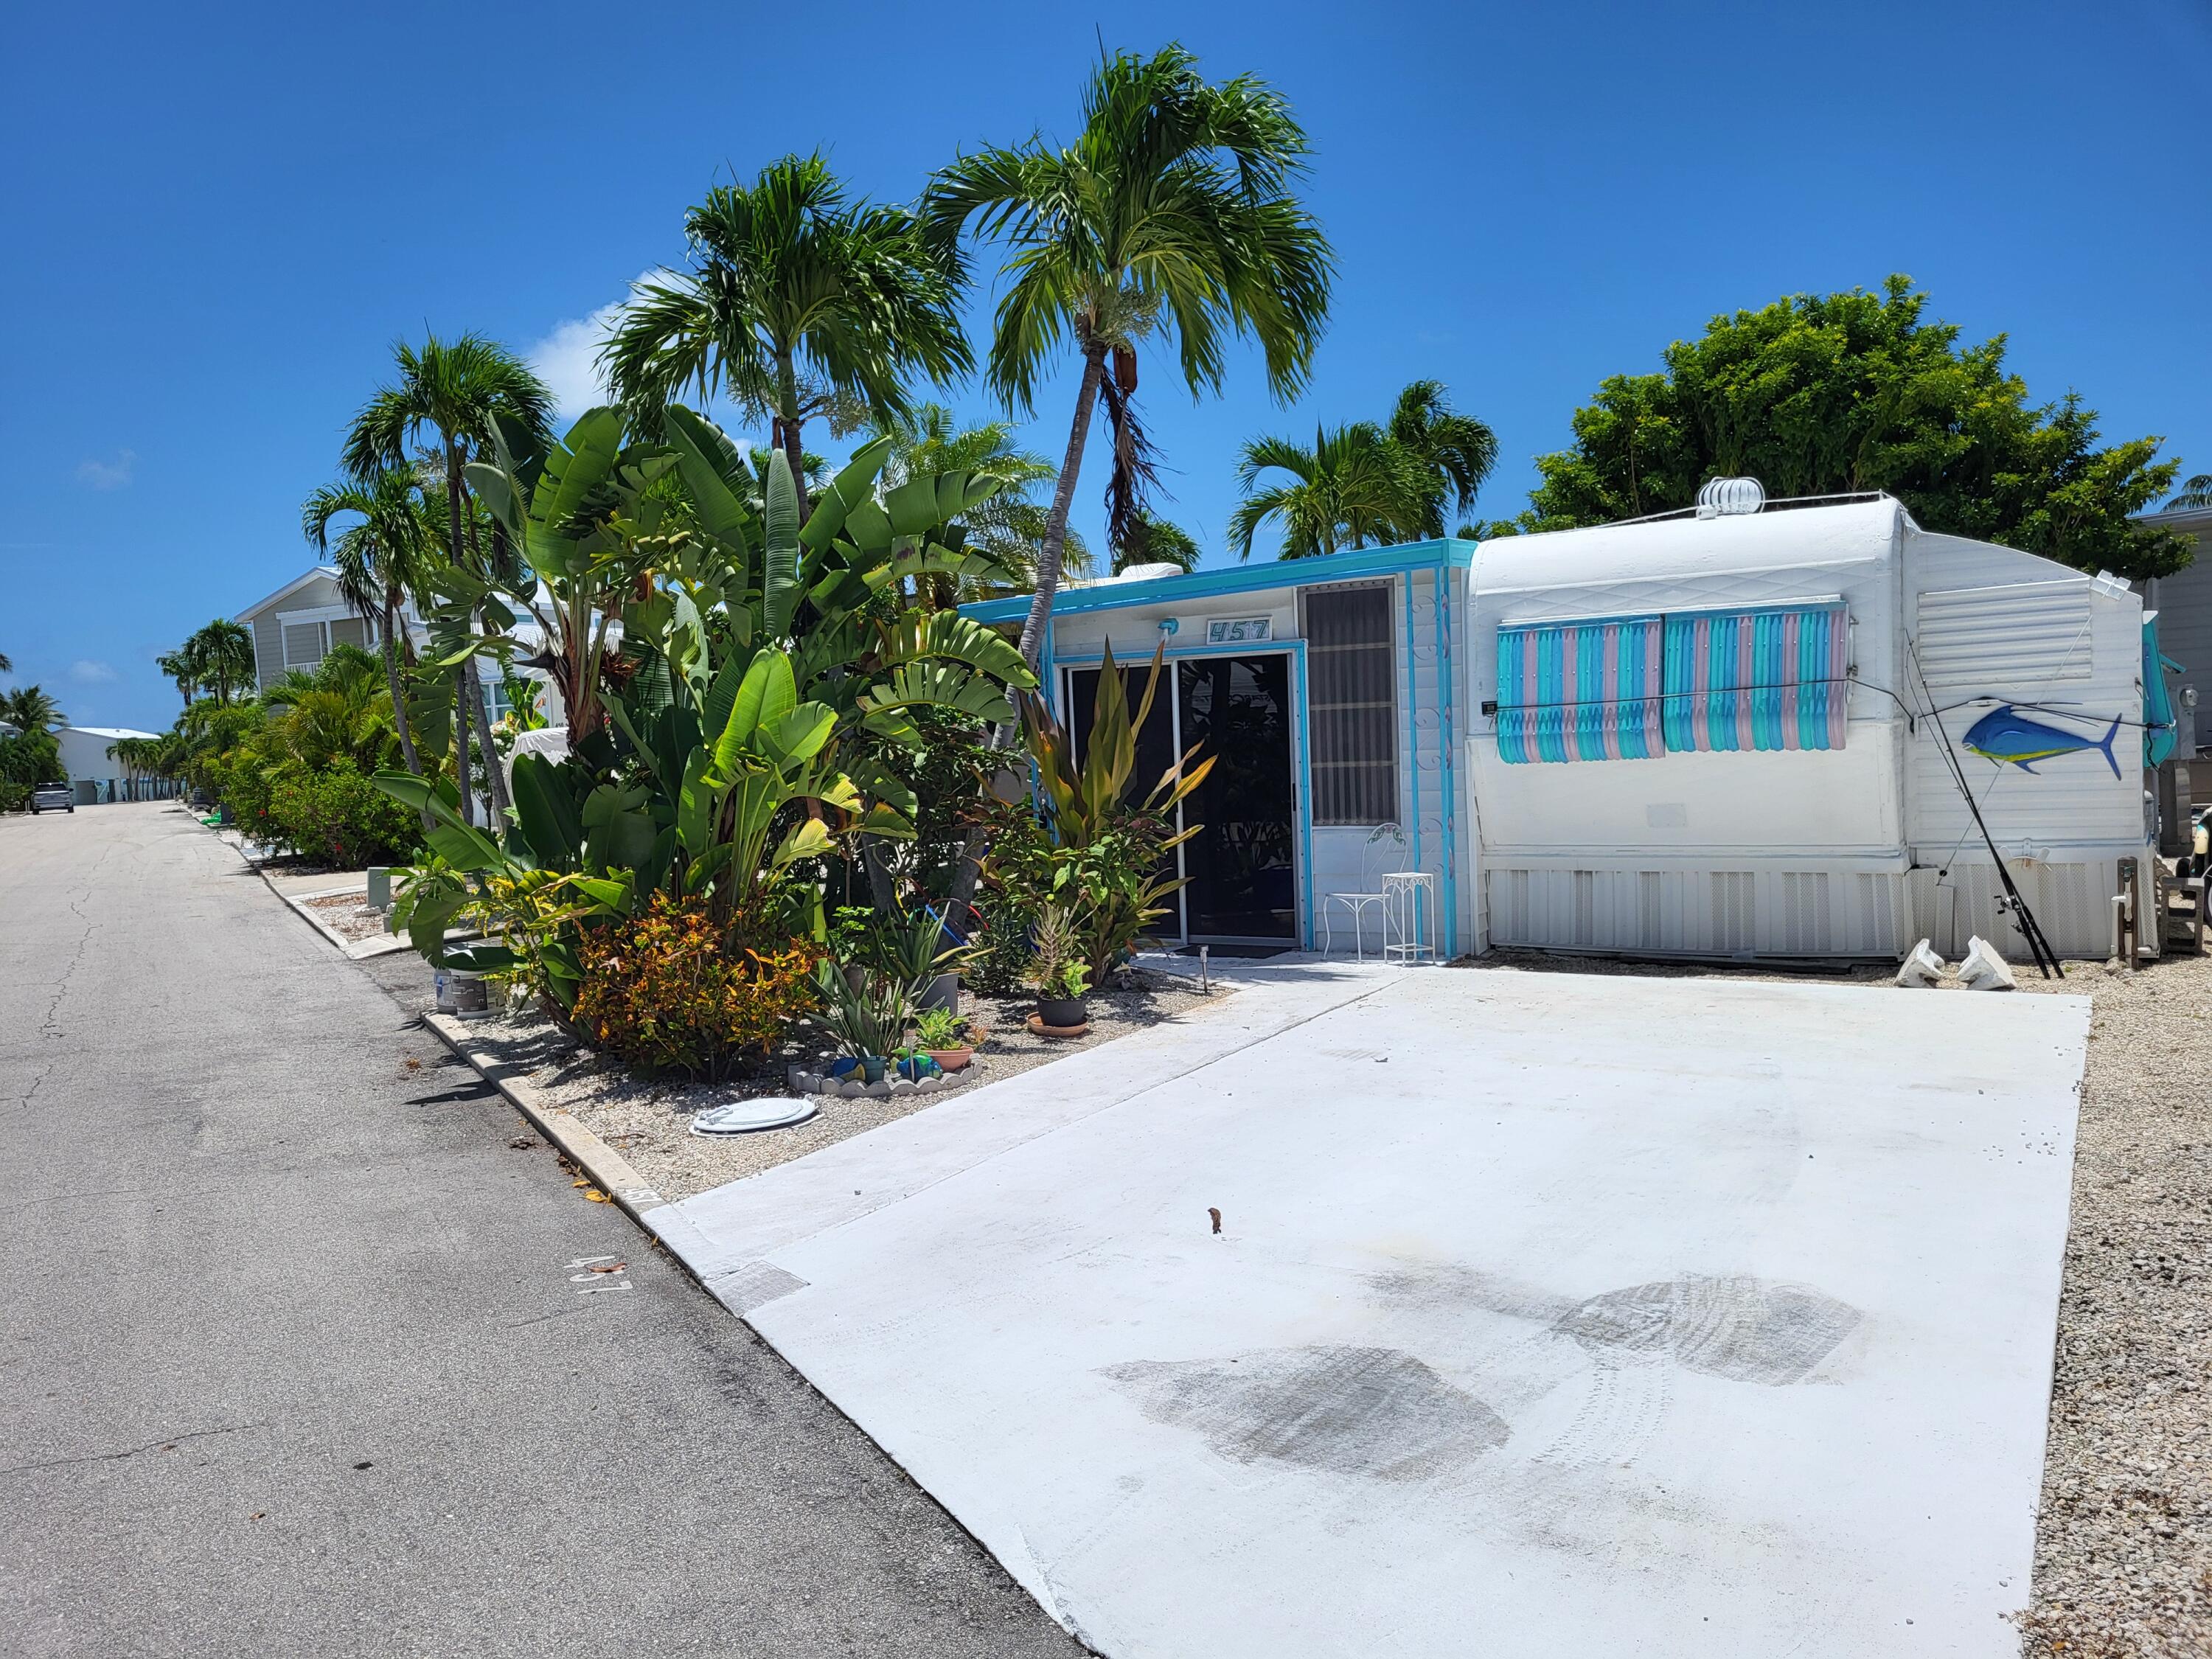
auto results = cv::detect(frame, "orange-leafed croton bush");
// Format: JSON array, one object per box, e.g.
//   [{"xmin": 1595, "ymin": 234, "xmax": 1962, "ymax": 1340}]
[{"xmin": 571, "ymin": 891, "xmax": 820, "ymax": 1079}]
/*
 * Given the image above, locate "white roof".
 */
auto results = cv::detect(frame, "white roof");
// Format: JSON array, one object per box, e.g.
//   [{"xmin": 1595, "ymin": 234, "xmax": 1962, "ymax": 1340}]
[
  {"xmin": 63, "ymin": 726, "xmax": 161, "ymax": 740},
  {"xmin": 237, "ymin": 566, "xmax": 341, "ymax": 621},
  {"xmin": 1474, "ymin": 496, "xmax": 1911, "ymax": 599}
]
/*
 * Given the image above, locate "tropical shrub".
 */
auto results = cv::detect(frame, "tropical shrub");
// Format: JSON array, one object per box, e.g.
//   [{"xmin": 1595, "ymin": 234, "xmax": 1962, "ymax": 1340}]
[
  {"xmin": 960, "ymin": 888, "xmax": 1037, "ymax": 997},
  {"xmin": 0, "ymin": 728, "xmax": 60, "ymax": 811},
  {"xmin": 264, "ymin": 759, "xmax": 424, "ymax": 866},
  {"xmin": 570, "ymin": 892, "xmax": 820, "ymax": 1079}
]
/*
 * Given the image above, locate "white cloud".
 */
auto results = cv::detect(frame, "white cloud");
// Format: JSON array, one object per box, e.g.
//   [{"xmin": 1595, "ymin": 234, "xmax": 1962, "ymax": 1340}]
[
  {"xmin": 69, "ymin": 659, "xmax": 116, "ymax": 684},
  {"xmin": 77, "ymin": 449, "xmax": 136, "ymax": 490},
  {"xmin": 527, "ymin": 271, "xmax": 667, "ymax": 422}
]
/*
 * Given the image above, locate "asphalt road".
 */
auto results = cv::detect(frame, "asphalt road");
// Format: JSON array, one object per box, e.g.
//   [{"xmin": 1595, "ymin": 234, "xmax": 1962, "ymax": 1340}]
[{"xmin": 0, "ymin": 801, "xmax": 1083, "ymax": 1658}]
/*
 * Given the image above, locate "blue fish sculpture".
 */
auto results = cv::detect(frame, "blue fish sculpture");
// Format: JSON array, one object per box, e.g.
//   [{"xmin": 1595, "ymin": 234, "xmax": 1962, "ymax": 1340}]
[{"xmin": 1961, "ymin": 706, "xmax": 2123, "ymax": 777}]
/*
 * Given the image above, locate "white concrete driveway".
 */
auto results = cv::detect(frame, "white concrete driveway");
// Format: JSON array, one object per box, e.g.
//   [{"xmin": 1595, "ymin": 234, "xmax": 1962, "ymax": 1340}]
[{"xmin": 657, "ymin": 962, "xmax": 2086, "ymax": 1658}]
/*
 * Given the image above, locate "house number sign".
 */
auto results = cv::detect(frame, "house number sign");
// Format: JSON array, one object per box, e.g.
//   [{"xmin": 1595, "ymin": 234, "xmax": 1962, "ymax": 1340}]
[{"xmin": 1205, "ymin": 616, "xmax": 1273, "ymax": 644}]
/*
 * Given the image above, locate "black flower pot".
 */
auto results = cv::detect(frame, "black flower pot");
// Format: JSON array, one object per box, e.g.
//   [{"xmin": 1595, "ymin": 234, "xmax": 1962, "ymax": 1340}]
[{"xmin": 1037, "ymin": 995, "xmax": 1088, "ymax": 1029}]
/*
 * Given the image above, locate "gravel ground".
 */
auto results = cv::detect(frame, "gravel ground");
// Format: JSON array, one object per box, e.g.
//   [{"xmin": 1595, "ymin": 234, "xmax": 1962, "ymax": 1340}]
[
  {"xmin": 302, "ymin": 891, "xmax": 387, "ymax": 942},
  {"xmin": 1461, "ymin": 945, "xmax": 2212, "ymax": 1656},
  {"xmin": 436, "ymin": 970, "xmax": 1232, "ymax": 1203}
]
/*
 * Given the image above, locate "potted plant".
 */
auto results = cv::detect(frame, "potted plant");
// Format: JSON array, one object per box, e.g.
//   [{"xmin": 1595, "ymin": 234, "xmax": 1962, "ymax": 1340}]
[
  {"xmin": 914, "ymin": 1006, "xmax": 977, "ymax": 1071},
  {"xmin": 1026, "ymin": 905, "xmax": 1093, "ymax": 1031},
  {"xmin": 880, "ymin": 900, "xmax": 976, "ymax": 1016},
  {"xmin": 812, "ymin": 961, "xmax": 911, "ymax": 1085}
]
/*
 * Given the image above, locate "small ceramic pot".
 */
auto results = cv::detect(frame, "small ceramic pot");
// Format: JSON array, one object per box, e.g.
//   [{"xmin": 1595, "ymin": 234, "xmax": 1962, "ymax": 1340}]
[
  {"xmin": 1037, "ymin": 996, "xmax": 1088, "ymax": 1029},
  {"xmin": 925, "ymin": 1046, "xmax": 975, "ymax": 1072},
  {"xmin": 860, "ymin": 1054, "xmax": 888, "ymax": 1085}
]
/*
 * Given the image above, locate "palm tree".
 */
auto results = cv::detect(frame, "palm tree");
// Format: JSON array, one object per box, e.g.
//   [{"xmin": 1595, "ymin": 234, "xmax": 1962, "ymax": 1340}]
[
  {"xmin": 1231, "ymin": 423, "xmax": 1426, "ymax": 560},
  {"xmin": 342, "ymin": 332, "xmax": 554, "ymax": 824},
  {"xmin": 155, "ymin": 649, "xmax": 198, "ymax": 712},
  {"xmin": 923, "ymin": 43, "xmax": 1334, "ymax": 668},
  {"xmin": 1112, "ymin": 508, "xmax": 1200, "ymax": 574},
  {"xmin": 0, "ymin": 650, "xmax": 10, "ymax": 674},
  {"xmin": 1386, "ymin": 380, "xmax": 1498, "ymax": 537},
  {"xmin": 604, "ymin": 153, "xmax": 971, "ymax": 524},
  {"xmin": 181, "ymin": 619, "xmax": 257, "ymax": 706},
  {"xmin": 0, "ymin": 685, "xmax": 65, "ymax": 733},
  {"xmin": 304, "ymin": 466, "xmax": 440, "ymax": 806},
  {"xmin": 2172, "ymin": 475, "xmax": 2212, "ymax": 510}
]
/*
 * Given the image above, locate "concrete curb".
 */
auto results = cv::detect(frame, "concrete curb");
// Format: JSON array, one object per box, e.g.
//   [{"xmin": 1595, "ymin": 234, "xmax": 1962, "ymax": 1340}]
[
  {"xmin": 256, "ymin": 868, "xmax": 456, "ymax": 959},
  {"xmin": 420, "ymin": 1011, "xmax": 668, "ymax": 1220}
]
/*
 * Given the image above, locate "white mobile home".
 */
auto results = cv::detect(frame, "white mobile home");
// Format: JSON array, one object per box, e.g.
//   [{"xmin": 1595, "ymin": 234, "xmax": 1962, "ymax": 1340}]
[{"xmin": 962, "ymin": 492, "xmax": 2161, "ymax": 963}]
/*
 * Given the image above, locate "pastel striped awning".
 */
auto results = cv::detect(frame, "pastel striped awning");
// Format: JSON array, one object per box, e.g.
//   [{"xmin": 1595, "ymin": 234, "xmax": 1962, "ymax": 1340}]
[{"xmin": 1498, "ymin": 602, "xmax": 1848, "ymax": 765}]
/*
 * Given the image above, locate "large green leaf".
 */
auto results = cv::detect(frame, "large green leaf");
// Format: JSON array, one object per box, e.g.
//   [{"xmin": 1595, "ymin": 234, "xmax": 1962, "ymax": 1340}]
[
  {"xmin": 875, "ymin": 611, "xmax": 1037, "ymax": 689},
  {"xmin": 509, "ymin": 753, "xmax": 584, "ymax": 869},
  {"xmin": 425, "ymin": 821, "xmax": 505, "ymax": 872},
  {"xmin": 526, "ymin": 407, "xmax": 625, "ymax": 577},
  {"xmin": 799, "ymin": 436, "xmax": 893, "ymax": 552},
  {"xmin": 762, "ymin": 451, "xmax": 803, "ymax": 637},
  {"xmin": 762, "ymin": 703, "xmax": 835, "ymax": 765},
  {"xmin": 860, "ymin": 661, "xmax": 1016, "ymax": 725},
  {"xmin": 663, "ymin": 406, "xmax": 755, "ymax": 565},
  {"xmin": 715, "ymin": 650, "xmax": 796, "ymax": 771}
]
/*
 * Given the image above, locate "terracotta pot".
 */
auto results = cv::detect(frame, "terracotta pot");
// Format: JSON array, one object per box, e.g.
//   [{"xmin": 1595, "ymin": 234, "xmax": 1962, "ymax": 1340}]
[{"xmin": 925, "ymin": 1046, "xmax": 975, "ymax": 1072}]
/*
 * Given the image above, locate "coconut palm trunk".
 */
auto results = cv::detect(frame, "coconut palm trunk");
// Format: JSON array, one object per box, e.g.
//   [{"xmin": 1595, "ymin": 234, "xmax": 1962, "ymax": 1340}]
[{"xmin": 1018, "ymin": 343, "xmax": 1107, "ymax": 669}]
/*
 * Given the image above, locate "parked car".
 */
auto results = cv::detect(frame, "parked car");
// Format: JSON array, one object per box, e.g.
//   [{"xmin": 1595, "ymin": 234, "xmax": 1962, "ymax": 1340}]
[{"xmin": 29, "ymin": 782, "xmax": 74, "ymax": 814}]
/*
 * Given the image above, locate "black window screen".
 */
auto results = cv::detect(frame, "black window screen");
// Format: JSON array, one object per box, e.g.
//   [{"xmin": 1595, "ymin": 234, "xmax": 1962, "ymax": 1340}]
[{"xmin": 1304, "ymin": 584, "xmax": 1397, "ymax": 826}]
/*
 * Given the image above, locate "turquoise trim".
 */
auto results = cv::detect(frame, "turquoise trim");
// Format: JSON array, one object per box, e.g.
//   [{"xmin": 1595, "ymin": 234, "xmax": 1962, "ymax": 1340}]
[
  {"xmin": 1434, "ymin": 565, "xmax": 1458, "ymax": 960},
  {"xmin": 960, "ymin": 538, "xmax": 1477, "ymax": 626},
  {"xmin": 1403, "ymin": 575, "xmax": 1422, "ymax": 948}
]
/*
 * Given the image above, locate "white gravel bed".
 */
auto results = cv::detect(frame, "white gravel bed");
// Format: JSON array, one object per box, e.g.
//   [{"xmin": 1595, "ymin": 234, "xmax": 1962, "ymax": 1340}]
[
  {"xmin": 302, "ymin": 891, "xmax": 389, "ymax": 943},
  {"xmin": 1461, "ymin": 945, "xmax": 2212, "ymax": 1655},
  {"xmin": 448, "ymin": 971, "xmax": 1232, "ymax": 1203}
]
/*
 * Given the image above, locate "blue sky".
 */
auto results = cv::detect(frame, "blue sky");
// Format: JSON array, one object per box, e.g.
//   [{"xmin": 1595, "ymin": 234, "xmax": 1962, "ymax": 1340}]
[{"xmin": 4, "ymin": 0, "xmax": 2206, "ymax": 733}]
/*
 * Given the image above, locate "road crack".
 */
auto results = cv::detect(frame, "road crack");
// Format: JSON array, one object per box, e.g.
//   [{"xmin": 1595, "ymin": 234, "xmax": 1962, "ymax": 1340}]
[{"xmin": 0, "ymin": 1421, "xmax": 265, "ymax": 1478}]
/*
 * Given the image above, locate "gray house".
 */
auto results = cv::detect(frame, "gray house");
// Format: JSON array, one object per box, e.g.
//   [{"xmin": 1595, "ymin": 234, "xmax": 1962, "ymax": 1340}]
[{"xmin": 234, "ymin": 566, "xmax": 394, "ymax": 691}]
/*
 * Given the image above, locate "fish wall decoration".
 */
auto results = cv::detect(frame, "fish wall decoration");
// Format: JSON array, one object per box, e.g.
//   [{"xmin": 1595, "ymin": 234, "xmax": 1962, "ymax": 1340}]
[{"xmin": 1961, "ymin": 705, "xmax": 2124, "ymax": 777}]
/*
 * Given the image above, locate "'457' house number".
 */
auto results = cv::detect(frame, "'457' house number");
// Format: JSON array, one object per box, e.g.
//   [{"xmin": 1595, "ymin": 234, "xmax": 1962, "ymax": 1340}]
[{"xmin": 1205, "ymin": 616, "xmax": 1272, "ymax": 645}]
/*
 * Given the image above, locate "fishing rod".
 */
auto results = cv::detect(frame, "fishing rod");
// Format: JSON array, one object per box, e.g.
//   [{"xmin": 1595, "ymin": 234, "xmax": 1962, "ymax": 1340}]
[{"xmin": 1906, "ymin": 639, "xmax": 2064, "ymax": 981}]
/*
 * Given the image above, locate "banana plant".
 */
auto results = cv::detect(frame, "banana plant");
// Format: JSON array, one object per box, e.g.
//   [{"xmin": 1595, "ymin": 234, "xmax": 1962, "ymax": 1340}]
[{"xmin": 465, "ymin": 406, "xmax": 676, "ymax": 742}]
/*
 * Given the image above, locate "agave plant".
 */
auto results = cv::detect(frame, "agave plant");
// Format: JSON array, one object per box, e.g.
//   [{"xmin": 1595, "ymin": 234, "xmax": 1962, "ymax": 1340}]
[{"xmin": 810, "ymin": 960, "xmax": 911, "ymax": 1061}]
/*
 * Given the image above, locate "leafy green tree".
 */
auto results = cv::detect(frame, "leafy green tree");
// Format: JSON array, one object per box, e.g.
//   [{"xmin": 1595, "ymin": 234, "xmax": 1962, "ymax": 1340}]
[
  {"xmin": 1, "ymin": 684, "xmax": 66, "ymax": 732},
  {"xmin": 1514, "ymin": 276, "xmax": 2188, "ymax": 580},
  {"xmin": 155, "ymin": 649, "xmax": 198, "ymax": 711},
  {"xmin": 924, "ymin": 42, "xmax": 1334, "ymax": 667},
  {"xmin": 1386, "ymin": 380, "xmax": 1496, "ymax": 538},
  {"xmin": 1232, "ymin": 380, "xmax": 1497, "ymax": 558},
  {"xmin": 1112, "ymin": 508, "xmax": 1200, "ymax": 573},
  {"xmin": 604, "ymin": 154, "xmax": 971, "ymax": 524},
  {"xmin": 304, "ymin": 465, "xmax": 442, "ymax": 805},
  {"xmin": 179, "ymin": 620, "xmax": 255, "ymax": 706},
  {"xmin": 342, "ymin": 332, "xmax": 555, "ymax": 824},
  {"xmin": 1231, "ymin": 422, "xmax": 1423, "ymax": 559}
]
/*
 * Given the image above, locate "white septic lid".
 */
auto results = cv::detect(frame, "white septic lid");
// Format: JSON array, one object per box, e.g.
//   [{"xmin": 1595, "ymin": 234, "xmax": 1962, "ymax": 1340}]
[{"xmin": 690, "ymin": 1097, "xmax": 818, "ymax": 1136}]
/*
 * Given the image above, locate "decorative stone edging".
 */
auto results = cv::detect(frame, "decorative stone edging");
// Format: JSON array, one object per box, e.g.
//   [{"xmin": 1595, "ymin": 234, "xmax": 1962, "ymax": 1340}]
[{"xmin": 785, "ymin": 1064, "xmax": 965, "ymax": 1099}]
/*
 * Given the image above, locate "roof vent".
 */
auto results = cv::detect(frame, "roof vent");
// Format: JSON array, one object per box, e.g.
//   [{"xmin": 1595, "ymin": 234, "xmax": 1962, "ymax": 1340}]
[
  {"xmin": 1115, "ymin": 562, "xmax": 1185, "ymax": 582},
  {"xmin": 1695, "ymin": 476, "xmax": 1766, "ymax": 518}
]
